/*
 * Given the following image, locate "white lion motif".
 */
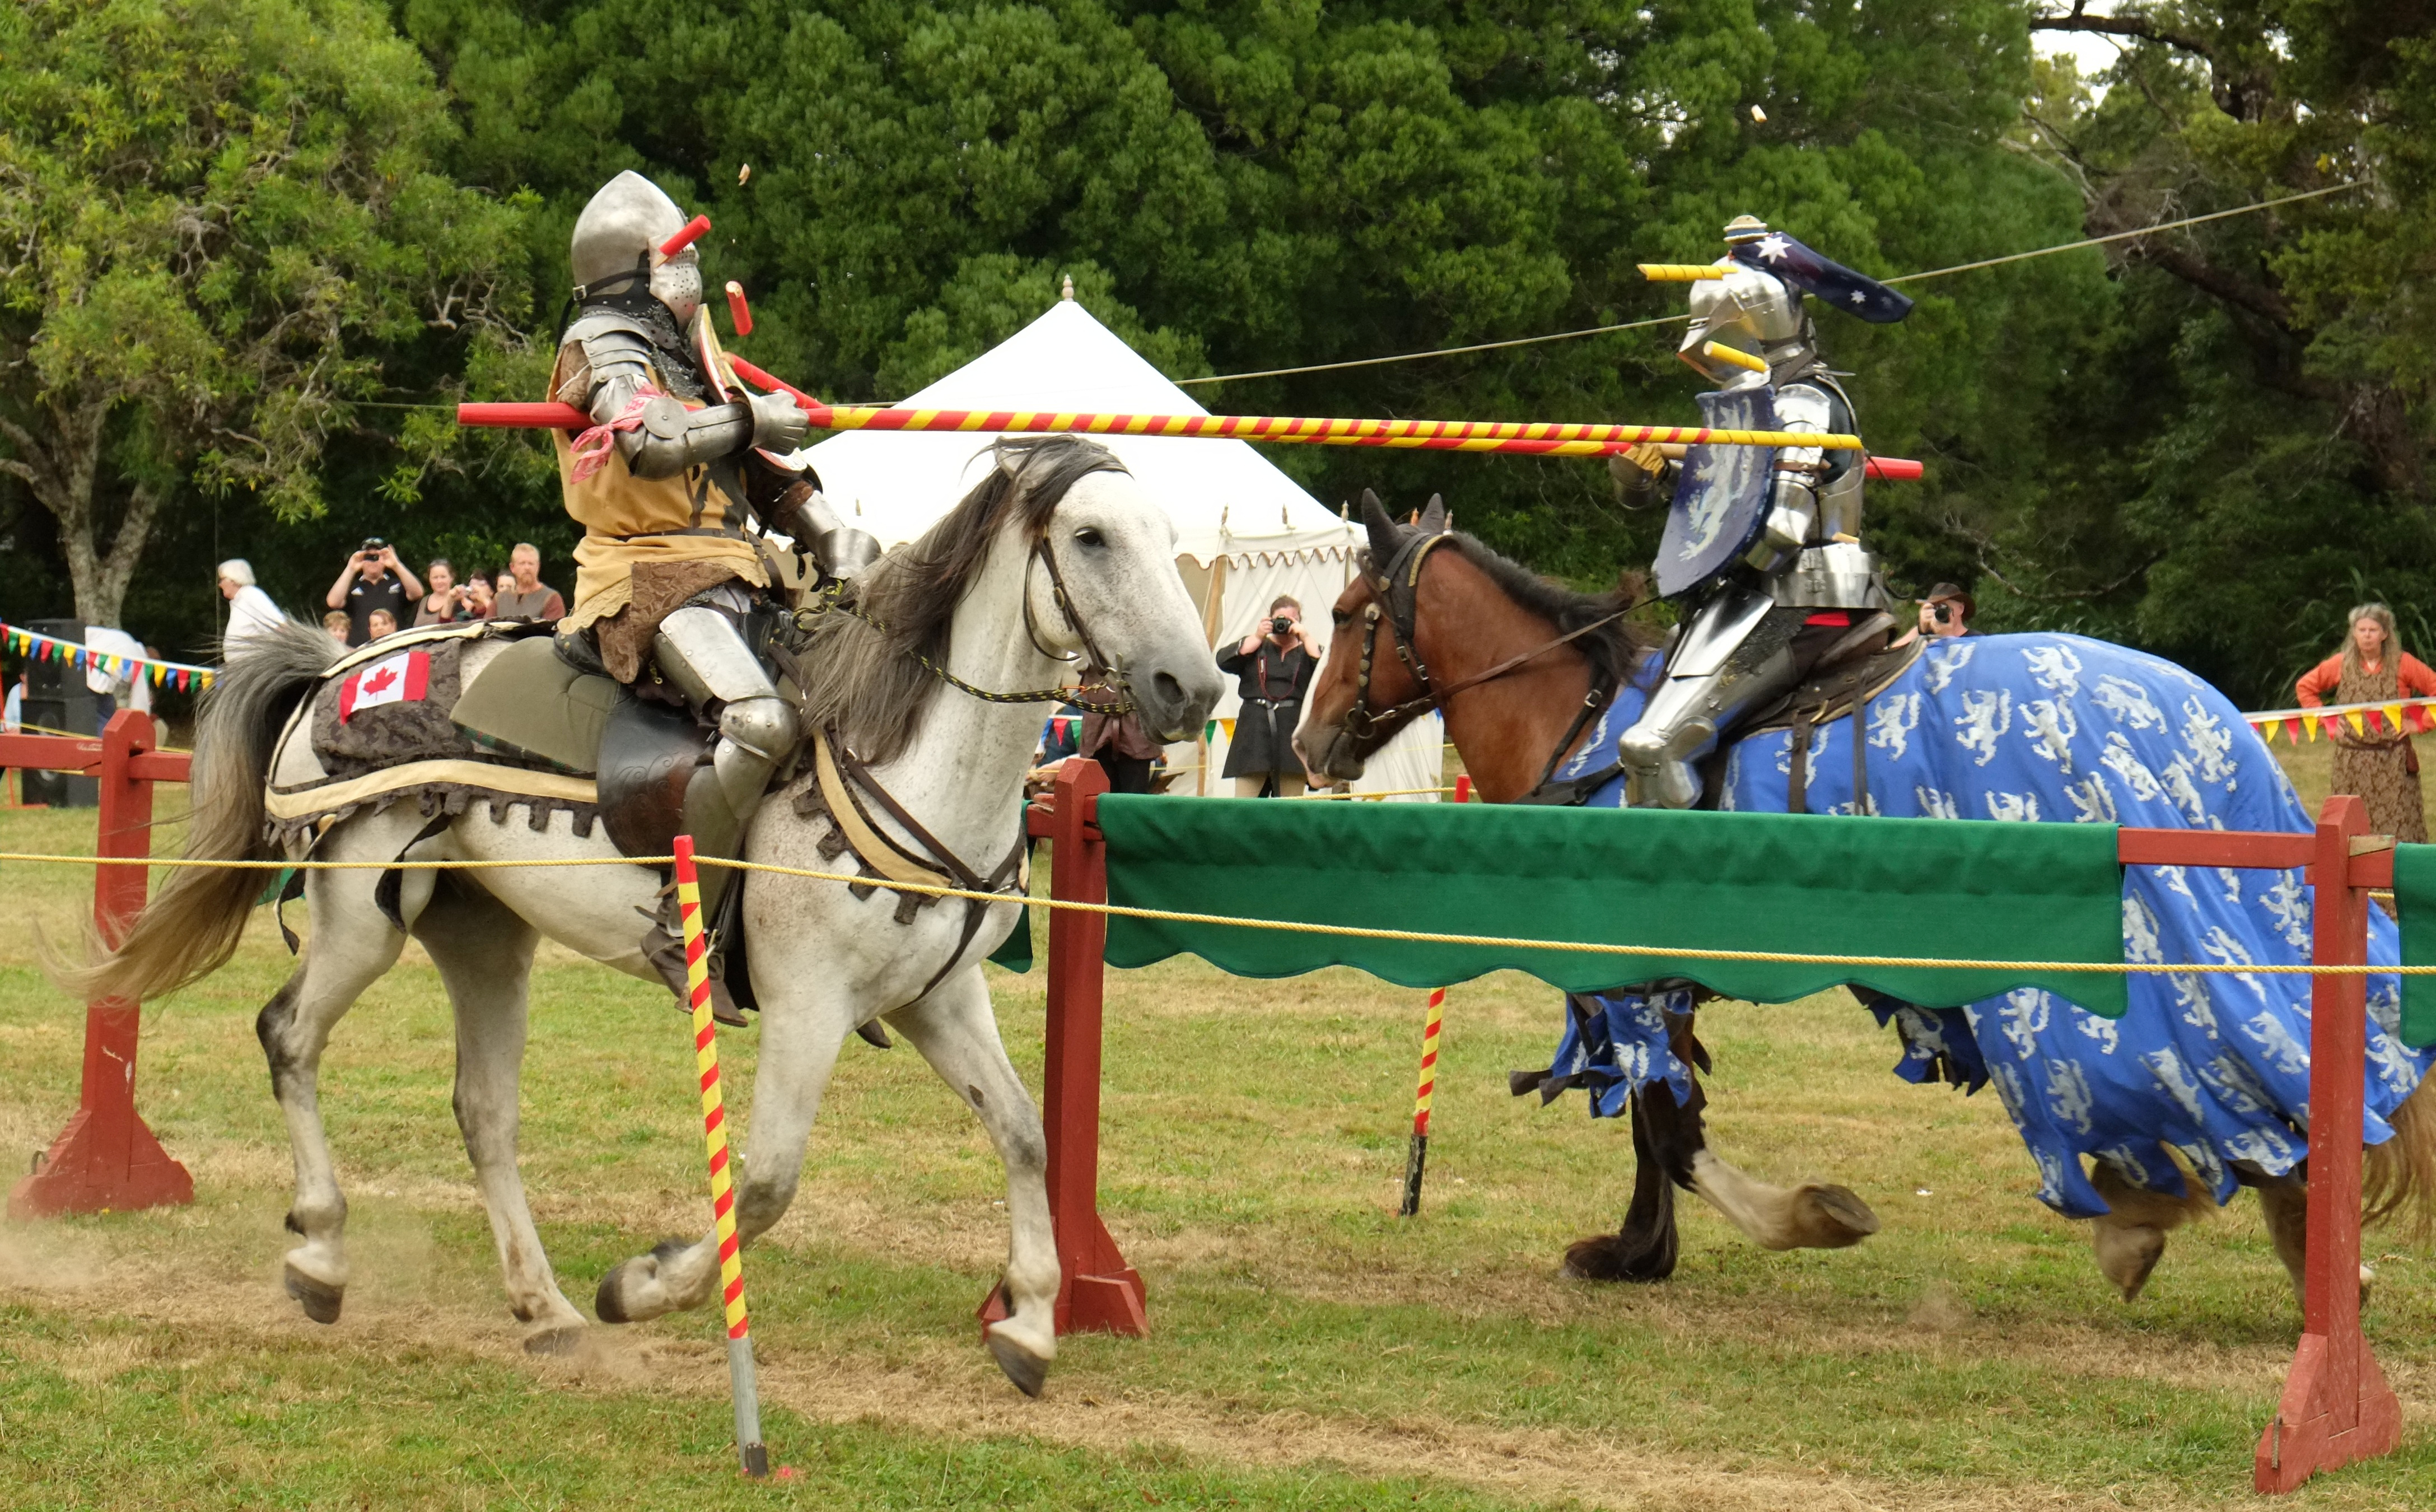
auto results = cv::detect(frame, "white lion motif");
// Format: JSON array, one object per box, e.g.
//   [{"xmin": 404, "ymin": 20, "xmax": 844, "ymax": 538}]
[
  {"xmin": 2158, "ymin": 754, "xmax": 2208, "ymax": 824},
  {"xmin": 1956, "ymin": 688, "xmax": 2012, "ymax": 766},
  {"xmin": 1914, "ymin": 786, "xmax": 1960, "ymax": 819},
  {"xmin": 2261, "ymin": 871, "xmax": 2308, "ymax": 950},
  {"xmin": 2023, "ymin": 642, "xmax": 2083, "ymax": 696},
  {"xmin": 1998, "ymin": 987, "xmax": 2051, "ymax": 1060},
  {"xmin": 2241, "ymin": 1010, "xmax": 2311, "ymax": 1076},
  {"xmin": 2046, "ymin": 1056, "xmax": 2096, "ymax": 1135},
  {"xmin": 2073, "ymin": 1004, "xmax": 2121, "ymax": 1053},
  {"xmin": 2022, "ymin": 698, "xmax": 2078, "ymax": 772},
  {"xmin": 1869, "ymin": 692, "xmax": 1921, "ymax": 759},
  {"xmin": 2064, "ymin": 773, "xmax": 2117, "ymax": 824},
  {"xmin": 2092, "ymin": 674, "xmax": 2166, "ymax": 730},
  {"xmin": 1925, "ymin": 638, "xmax": 1977, "ymax": 693},
  {"xmin": 2180, "ymin": 698, "xmax": 2239, "ymax": 786},
  {"xmin": 1985, "ymin": 790, "xmax": 2040, "ymax": 823},
  {"xmin": 2099, "ymin": 732, "xmax": 2164, "ymax": 803},
  {"xmin": 2140, "ymin": 1048, "xmax": 2210, "ymax": 1124}
]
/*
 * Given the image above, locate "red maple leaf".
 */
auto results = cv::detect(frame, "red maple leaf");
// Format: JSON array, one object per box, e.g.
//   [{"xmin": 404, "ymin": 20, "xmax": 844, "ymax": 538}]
[{"xmin": 361, "ymin": 665, "xmax": 398, "ymax": 696}]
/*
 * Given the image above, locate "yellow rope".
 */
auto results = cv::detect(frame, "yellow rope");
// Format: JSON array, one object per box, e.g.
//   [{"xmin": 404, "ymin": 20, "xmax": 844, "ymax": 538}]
[{"xmin": 2, "ymin": 847, "xmax": 2424, "ymax": 978}]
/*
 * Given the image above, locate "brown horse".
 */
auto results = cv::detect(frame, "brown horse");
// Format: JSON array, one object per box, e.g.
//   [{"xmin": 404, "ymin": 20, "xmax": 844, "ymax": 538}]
[{"xmin": 1295, "ymin": 494, "xmax": 1885, "ymax": 1279}]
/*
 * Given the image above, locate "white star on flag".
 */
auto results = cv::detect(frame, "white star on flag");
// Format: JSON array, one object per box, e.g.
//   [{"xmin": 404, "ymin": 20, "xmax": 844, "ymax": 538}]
[
  {"xmin": 1850, "ymin": 290, "xmax": 1868, "ymax": 304},
  {"xmin": 1756, "ymin": 234, "xmax": 1794, "ymax": 263}
]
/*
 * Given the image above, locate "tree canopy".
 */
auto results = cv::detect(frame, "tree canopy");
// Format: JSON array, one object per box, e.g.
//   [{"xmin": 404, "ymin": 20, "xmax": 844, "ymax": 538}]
[{"xmin": 0, "ymin": 0, "xmax": 2429, "ymax": 709}]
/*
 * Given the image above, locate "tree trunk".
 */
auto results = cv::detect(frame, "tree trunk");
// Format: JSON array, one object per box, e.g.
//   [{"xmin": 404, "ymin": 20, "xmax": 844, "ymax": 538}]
[{"xmin": 0, "ymin": 393, "xmax": 160, "ymax": 626}]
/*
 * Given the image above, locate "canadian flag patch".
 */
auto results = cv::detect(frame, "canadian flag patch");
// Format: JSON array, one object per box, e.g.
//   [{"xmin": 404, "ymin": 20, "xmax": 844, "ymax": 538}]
[{"xmin": 338, "ymin": 650, "xmax": 430, "ymax": 722}]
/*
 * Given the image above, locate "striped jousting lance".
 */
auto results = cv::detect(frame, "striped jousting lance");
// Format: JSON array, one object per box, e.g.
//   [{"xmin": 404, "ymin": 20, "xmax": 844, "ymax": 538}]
[
  {"xmin": 458, "ymin": 353, "xmax": 1865, "ymax": 455},
  {"xmin": 1401, "ymin": 987, "xmax": 1449, "ymax": 1217},
  {"xmin": 672, "ymin": 836, "xmax": 770, "ymax": 1480}
]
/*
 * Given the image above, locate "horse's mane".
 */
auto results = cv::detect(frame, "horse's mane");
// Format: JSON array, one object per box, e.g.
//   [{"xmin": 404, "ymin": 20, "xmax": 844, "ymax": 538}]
[
  {"xmin": 1390, "ymin": 528, "xmax": 1664, "ymax": 692},
  {"xmin": 797, "ymin": 435, "xmax": 1127, "ymax": 764}
]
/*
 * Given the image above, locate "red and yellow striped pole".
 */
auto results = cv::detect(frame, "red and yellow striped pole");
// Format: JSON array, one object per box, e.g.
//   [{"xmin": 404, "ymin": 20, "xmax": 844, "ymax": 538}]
[
  {"xmin": 1399, "ymin": 987, "xmax": 1448, "ymax": 1217},
  {"xmin": 672, "ymin": 836, "xmax": 769, "ymax": 1480}
]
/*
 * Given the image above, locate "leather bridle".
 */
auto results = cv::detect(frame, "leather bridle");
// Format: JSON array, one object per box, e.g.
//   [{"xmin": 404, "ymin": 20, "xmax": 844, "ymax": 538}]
[{"xmin": 1338, "ymin": 528, "xmax": 1635, "ymax": 783}]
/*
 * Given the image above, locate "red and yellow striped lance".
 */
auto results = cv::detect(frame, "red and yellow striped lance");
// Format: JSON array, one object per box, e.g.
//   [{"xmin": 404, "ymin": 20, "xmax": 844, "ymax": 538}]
[{"xmin": 458, "ymin": 354, "xmax": 1865, "ymax": 456}]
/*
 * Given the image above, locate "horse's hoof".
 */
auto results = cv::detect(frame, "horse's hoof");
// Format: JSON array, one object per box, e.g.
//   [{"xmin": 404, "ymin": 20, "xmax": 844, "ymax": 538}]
[
  {"xmin": 984, "ymin": 1324, "xmax": 1049, "ymax": 1398},
  {"xmin": 283, "ymin": 1262, "xmax": 344, "ymax": 1325},
  {"xmin": 1792, "ymin": 1184, "xmax": 1880, "ymax": 1248},
  {"xmin": 524, "ymin": 1325, "xmax": 586, "ymax": 1357},
  {"xmin": 2094, "ymin": 1220, "xmax": 2166, "ymax": 1301},
  {"xmin": 595, "ymin": 1261, "xmax": 641, "ymax": 1324},
  {"xmin": 595, "ymin": 1237, "xmax": 690, "ymax": 1324},
  {"xmin": 1561, "ymin": 1233, "xmax": 1674, "ymax": 1284}
]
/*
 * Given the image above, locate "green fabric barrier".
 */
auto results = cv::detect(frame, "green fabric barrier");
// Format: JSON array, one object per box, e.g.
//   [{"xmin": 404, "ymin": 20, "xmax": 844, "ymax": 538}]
[
  {"xmin": 1096, "ymin": 796, "xmax": 2128, "ymax": 1015},
  {"xmin": 987, "ymin": 905, "xmax": 1033, "ymax": 973},
  {"xmin": 2388, "ymin": 843, "xmax": 2436, "ymax": 1045}
]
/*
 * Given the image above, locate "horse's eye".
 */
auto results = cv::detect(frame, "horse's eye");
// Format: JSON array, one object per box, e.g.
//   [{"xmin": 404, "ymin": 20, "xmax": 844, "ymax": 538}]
[
  {"xmin": 1075, "ymin": 527, "xmax": 1105, "ymax": 548},
  {"xmin": 1332, "ymin": 608, "xmax": 1350, "ymax": 626}
]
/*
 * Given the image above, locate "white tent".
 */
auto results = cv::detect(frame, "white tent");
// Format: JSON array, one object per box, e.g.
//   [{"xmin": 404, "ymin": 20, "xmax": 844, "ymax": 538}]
[{"xmin": 795, "ymin": 297, "xmax": 1443, "ymax": 800}]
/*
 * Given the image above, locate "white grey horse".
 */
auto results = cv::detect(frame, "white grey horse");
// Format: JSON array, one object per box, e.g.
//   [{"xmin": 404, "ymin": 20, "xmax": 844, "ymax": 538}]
[{"xmin": 68, "ymin": 437, "xmax": 1220, "ymax": 1394}]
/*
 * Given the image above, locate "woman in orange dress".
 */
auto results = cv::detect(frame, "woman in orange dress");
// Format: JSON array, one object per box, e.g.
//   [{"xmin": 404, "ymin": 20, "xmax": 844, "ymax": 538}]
[{"xmin": 2295, "ymin": 602, "xmax": 2436, "ymax": 841}]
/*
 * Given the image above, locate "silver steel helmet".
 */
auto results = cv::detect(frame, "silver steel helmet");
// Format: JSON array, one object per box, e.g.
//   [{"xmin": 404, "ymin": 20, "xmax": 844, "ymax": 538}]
[
  {"xmin": 1675, "ymin": 216, "xmax": 1813, "ymax": 386},
  {"xmin": 569, "ymin": 170, "xmax": 702, "ymax": 324}
]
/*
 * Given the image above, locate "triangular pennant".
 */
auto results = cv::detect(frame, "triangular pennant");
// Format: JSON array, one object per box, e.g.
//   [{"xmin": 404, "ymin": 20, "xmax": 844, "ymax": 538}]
[
  {"xmin": 2258, "ymin": 717, "xmax": 2281, "ymax": 744},
  {"xmin": 2304, "ymin": 714, "xmax": 2321, "ymax": 741},
  {"xmin": 2386, "ymin": 703, "xmax": 2404, "ymax": 734},
  {"xmin": 2346, "ymin": 708, "xmax": 2367, "ymax": 736}
]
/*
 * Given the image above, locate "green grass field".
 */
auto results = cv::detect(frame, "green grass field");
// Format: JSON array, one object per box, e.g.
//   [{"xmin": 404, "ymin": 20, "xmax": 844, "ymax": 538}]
[{"xmin": 2, "ymin": 734, "xmax": 2432, "ymax": 1509}]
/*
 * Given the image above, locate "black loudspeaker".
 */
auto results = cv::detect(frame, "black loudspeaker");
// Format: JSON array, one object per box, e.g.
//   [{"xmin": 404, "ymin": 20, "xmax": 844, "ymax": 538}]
[{"xmin": 18, "ymin": 617, "xmax": 100, "ymax": 808}]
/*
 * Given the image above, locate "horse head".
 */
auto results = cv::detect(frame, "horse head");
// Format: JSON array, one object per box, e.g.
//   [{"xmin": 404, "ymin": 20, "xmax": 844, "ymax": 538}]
[
  {"xmin": 1300, "ymin": 494, "xmax": 1660, "ymax": 799},
  {"xmin": 1015, "ymin": 445, "xmax": 1225, "ymax": 744},
  {"xmin": 1296, "ymin": 492, "xmax": 1434, "ymax": 782}
]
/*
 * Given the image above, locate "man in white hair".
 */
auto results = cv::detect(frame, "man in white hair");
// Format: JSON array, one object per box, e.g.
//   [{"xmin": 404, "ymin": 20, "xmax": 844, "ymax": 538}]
[{"xmin": 218, "ymin": 559, "xmax": 287, "ymax": 656}]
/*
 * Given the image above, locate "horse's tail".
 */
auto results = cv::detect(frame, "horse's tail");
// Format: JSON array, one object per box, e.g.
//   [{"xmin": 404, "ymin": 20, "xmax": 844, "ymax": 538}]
[
  {"xmin": 2365, "ymin": 1071, "xmax": 2436, "ymax": 1245},
  {"xmin": 48, "ymin": 620, "xmax": 341, "ymax": 1005}
]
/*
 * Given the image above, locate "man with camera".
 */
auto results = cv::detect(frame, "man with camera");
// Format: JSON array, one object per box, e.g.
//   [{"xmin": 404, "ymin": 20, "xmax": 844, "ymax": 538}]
[
  {"xmin": 1217, "ymin": 596, "xmax": 1324, "ymax": 797},
  {"xmin": 324, "ymin": 539, "xmax": 425, "ymax": 647},
  {"xmin": 1916, "ymin": 582, "xmax": 1976, "ymax": 641}
]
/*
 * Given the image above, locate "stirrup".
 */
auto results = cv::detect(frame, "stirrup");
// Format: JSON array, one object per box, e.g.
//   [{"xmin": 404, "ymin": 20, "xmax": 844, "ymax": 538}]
[{"xmin": 640, "ymin": 918, "xmax": 749, "ymax": 1029}]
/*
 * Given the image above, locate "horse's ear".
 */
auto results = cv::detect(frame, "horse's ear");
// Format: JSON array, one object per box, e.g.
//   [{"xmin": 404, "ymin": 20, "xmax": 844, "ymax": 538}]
[
  {"xmin": 1359, "ymin": 489, "xmax": 1402, "ymax": 562},
  {"xmin": 1418, "ymin": 494, "xmax": 1448, "ymax": 535}
]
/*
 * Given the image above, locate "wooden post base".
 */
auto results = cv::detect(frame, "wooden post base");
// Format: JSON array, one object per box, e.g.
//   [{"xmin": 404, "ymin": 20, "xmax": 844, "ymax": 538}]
[
  {"xmin": 8, "ymin": 1104, "xmax": 194, "ymax": 1219},
  {"xmin": 2254, "ymin": 1332, "xmax": 2403, "ymax": 1493}
]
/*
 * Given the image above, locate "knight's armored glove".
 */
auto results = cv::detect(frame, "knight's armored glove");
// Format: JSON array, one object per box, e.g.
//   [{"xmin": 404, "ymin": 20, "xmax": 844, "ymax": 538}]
[
  {"xmin": 749, "ymin": 390, "xmax": 810, "ymax": 452},
  {"xmin": 1608, "ymin": 441, "xmax": 1673, "ymax": 501}
]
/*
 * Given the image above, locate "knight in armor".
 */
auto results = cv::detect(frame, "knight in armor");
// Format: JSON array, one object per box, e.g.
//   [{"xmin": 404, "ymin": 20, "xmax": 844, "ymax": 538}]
[
  {"xmin": 1612, "ymin": 216, "xmax": 1915, "ymax": 808},
  {"xmin": 550, "ymin": 170, "xmax": 879, "ymax": 1019}
]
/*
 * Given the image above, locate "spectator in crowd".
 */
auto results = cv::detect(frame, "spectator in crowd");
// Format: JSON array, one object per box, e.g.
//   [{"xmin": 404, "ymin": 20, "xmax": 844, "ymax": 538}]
[
  {"xmin": 464, "ymin": 572, "xmax": 497, "ymax": 620},
  {"xmin": 366, "ymin": 608, "xmax": 399, "ymax": 641},
  {"xmin": 322, "ymin": 610, "xmax": 352, "ymax": 646},
  {"xmin": 218, "ymin": 558, "xmax": 287, "ymax": 655},
  {"xmin": 1893, "ymin": 582, "xmax": 1977, "ymax": 647},
  {"xmin": 1076, "ymin": 668, "xmax": 1162, "ymax": 794},
  {"xmin": 325, "ymin": 539, "xmax": 423, "ymax": 646},
  {"xmin": 492, "ymin": 542, "xmax": 566, "ymax": 623},
  {"xmin": 413, "ymin": 558, "xmax": 471, "ymax": 626},
  {"xmin": 1217, "ymin": 595, "xmax": 1322, "ymax": 797},
  {"xmin": 2298, "ymin": 602, "xmax": 2436, "ymax": 843},
  {"xmin": 83, "ymin": 623, "xmax": 148, "ymax": 730}
]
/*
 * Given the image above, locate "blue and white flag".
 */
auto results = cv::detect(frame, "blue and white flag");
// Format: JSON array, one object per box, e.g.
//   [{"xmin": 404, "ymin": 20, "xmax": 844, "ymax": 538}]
[{"xmin": 1730, "ymin": 232, "xmax": 1914, "ymax": 324}]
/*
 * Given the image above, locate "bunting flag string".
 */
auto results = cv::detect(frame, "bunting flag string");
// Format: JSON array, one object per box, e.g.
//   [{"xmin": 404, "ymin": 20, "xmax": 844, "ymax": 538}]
[
  {"xmin": 2240, "ymin": 695, "xmax": 2436, "ymax": 744},
  {"xmin": 0, "ymin": 623, "xmax": 215, "ymax": 691}
]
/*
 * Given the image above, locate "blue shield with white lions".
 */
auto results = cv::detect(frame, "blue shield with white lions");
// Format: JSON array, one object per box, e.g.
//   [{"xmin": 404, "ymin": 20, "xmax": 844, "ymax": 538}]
[{"xmin": 1653, "ymin": 386, "xmax": 1780, "ymax": 598}]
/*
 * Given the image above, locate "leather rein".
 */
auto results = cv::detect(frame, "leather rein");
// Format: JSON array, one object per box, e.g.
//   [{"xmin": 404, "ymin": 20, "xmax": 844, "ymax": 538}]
[{"xmin": 1341, "ymin": 531, "xmax": 1632, "ymax": 790}]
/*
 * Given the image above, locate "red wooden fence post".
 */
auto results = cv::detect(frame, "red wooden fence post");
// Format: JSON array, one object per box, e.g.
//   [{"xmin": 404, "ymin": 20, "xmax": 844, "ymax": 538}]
[
  {"xmin": 8, "ymin": 710, "xmax": 194, "ymax": 1220},
  {"xmin": 2255, "ymin": 793, "xmax": 2400, "ymax": 1491},
  {"xmin": 983, "ymin": 758, "xmax": 1146, "ymax": 1336}
]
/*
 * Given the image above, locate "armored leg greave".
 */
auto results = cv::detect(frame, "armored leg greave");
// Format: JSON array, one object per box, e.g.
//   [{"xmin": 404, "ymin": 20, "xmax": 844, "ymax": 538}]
[
  {"xmin": 651, "ymin": 601, "xmax": 801, "ymax": 919},
  {"xmin": 1619, "ymin": 585, "xmax": 1814, "ymax": 808}
]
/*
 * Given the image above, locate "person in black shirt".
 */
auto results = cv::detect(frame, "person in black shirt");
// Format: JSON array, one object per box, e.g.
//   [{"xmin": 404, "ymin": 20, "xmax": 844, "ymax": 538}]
[
  {"xmin": 324, "ymin": 540, "xmax": 423, "ymax": 647},
  {"xmin": 1217, "ymin": 595, "xmax": 1322, "ymax": 797}
]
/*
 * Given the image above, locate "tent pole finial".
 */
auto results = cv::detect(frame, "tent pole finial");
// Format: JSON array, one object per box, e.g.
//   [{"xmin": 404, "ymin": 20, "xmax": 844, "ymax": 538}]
[{"xmin": 1060, "ymin": 274, "xmax": 1075, "ymax": 302}]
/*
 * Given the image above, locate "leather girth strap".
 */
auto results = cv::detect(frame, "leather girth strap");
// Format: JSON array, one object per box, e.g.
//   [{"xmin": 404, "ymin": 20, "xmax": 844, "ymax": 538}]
[{"xmin": 812, "ymin": 729, "xmax": 1028, "ymax": 1003}]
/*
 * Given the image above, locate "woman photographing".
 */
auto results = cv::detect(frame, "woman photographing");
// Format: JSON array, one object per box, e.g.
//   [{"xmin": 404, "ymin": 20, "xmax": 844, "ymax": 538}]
[
  {"xmin": 2297, "ymin": 602, "xmax": 2436, "ymax": 842},
  {"xmin": 1218, "ymin": 595, "xmax": 1322, "ymax": 797}
]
